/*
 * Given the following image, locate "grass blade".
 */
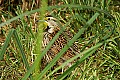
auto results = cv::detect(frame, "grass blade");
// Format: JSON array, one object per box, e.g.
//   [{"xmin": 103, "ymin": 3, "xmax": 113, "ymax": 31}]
[
  {"xmin": 0, "ymin": 9, "xmax": 40, "ymax": 28},
  {"xmin": 13, "ymin": 30, "xmax": 33, "ymax": 80},
  {"xmin": 49, "ymin": 5, "xmax": 114, "ymax": 19},
  {"xmin": 57, "ymin": 42, "xmax": 103, "ymax": 80},
  {"xmin": 0, "ymin": 29, "xmax": 14, "ymax": 60},
  {"xmin": 47, "ymin": 42, "xmax": 102, "ymax": 78}
]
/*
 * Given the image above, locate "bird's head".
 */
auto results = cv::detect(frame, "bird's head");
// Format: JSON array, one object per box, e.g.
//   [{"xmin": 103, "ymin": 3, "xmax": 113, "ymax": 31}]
[{"xmin": 44, "ymin": 16, "xmax": 59, "ymax": 33}]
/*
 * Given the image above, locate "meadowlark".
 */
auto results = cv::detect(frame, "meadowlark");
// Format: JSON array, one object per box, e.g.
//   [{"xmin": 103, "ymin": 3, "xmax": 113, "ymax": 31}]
[{"xmin": 41, "ymin": 16, "xmax": 80, "ymax": 71}]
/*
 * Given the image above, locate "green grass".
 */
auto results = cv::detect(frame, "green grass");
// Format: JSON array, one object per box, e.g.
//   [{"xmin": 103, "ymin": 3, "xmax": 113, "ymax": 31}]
[{"xmin": 0, "ymin": 0, "xmax": 120, "ymax": 80}]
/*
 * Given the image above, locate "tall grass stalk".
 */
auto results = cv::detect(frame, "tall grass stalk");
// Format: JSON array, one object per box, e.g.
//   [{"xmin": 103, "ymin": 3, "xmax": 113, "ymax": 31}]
[{"xmin": 34, "ymin": 0, "xmax": 48, "ymax": 79}]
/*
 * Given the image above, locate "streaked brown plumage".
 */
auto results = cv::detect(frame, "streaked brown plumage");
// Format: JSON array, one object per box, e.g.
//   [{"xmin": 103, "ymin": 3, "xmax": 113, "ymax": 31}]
[{"xmin": 41, "ymin": 17, "xmax": 80, "ymax": 71}]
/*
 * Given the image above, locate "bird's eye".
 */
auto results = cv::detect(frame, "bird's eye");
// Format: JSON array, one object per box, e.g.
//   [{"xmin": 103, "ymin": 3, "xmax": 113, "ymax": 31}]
[{"xmin": 48, "ymin": 18, "xmax": 50, "ymax": 20}]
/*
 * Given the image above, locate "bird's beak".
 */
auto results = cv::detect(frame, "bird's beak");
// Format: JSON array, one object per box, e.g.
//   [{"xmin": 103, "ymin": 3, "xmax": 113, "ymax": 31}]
[
  {"xmin": 44, "ymin": 17, "xmax": 48, "ymax": 21},
  {"xmin": 43, "ymin": 21, "xmax": 48, "ymax": 30}
]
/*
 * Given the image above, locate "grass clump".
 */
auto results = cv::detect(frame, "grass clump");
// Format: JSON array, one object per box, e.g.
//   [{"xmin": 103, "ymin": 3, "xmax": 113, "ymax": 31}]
[{"xmin": 0, "ymin": 0, "xmax": 120, "ymax": 80}]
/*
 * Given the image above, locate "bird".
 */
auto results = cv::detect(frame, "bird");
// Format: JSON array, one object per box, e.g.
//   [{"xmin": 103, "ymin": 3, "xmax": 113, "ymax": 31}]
[{"xmin": 41, "ymin": 16, "xmax": 80, "ymax": 73}]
